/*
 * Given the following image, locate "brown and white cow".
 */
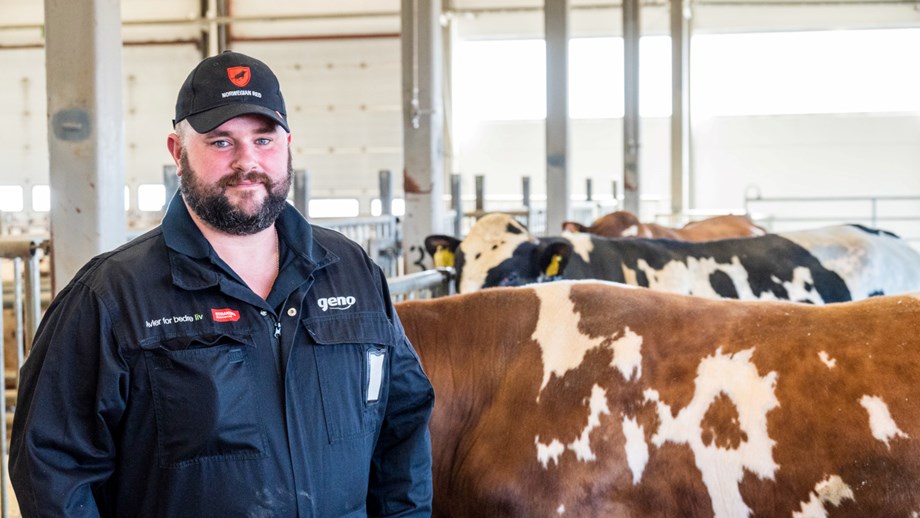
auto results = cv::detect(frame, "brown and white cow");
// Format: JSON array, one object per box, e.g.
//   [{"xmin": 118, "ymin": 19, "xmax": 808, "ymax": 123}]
[
  {"xmin": 397, "ymin": 280, "xmax": 920, "ymax": 517},
  {"xmin": 562, "ymin": 211, "xmax": 767, "ymax": 241}
]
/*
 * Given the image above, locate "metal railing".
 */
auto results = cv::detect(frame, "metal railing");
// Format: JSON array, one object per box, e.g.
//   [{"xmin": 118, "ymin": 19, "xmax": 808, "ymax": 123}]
[
  {"xmin": 743, "ymin": 192, "xmax": 920, "ymax": 248},
  {"xmin": 387, "ymin": 268, "xmax": 455, "ymax": 302},
  {"xmin": 0, "ymin": 237, "xmax": 48, "ymax": 518},
  {"xmin": 313, "ymin": 215, "xmax": 402, "ymax": 277}
]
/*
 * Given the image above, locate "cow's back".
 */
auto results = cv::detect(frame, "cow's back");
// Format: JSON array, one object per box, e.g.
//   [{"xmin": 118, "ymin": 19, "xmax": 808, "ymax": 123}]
[
  {"xmin": 562, "ymin": 232, "xmax": 854, "ymax": 303},
  {"xmin": 679, "ymin": 214, "xmax": 766, "ymax": 240},
  {"xmin": 398, "ymin": 282, "xmax": 920, "ymax": 517},
  {"xmin": 779, "ymin": 224, "xmax": 920, "ymax": 299}
]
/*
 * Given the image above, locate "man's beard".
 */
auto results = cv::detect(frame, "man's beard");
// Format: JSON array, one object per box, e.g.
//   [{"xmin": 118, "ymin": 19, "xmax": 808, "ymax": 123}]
[{"xmin": 179, "ymin": 150, "xmax": 293, "ymax": 236}]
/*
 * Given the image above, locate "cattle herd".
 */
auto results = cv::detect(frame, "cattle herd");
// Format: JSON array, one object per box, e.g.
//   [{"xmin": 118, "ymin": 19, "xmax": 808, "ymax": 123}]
[{"xmin": 394, "ymin": 211, "xmax": 920, "ymax": 517}]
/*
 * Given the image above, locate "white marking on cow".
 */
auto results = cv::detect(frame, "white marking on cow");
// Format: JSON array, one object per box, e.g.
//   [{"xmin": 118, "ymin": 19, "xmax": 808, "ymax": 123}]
[
  {"xmin": 621, "ymin": 264, "xmax": 639, "ymax": 286},
  {"xmin": 535, "ymin": 437, "xmax": 565, "ymax": 469},
  {"xmin": 562, "ymin": 231, "xmax": 594, "ymax": 263},
  {"xmin": 556, "ymin": 504, "xmax": 565, "ymax": 514},
  {"xmin": 630, "ymin": 256, "xmax": 751, "ymax": 300},
  {"xmin": 781, "ymin": 225, "xmax": 920, "ymax": 300},
  {"xmin": 622, "ymin": 415, "xmax": 649, "ymax": 484},
  {"xmin": 649, "ymin": 348, "xmax": 779, "ymax": 518},
  {"xmin": 818, "ymin": 351, "xmax": 836, "ymax": 369},
  {"xmin": 776, "ymin": 267, "xmax": 825, "ymax": 304},
  {"xmin": 458, "ymin": 213, "xmax": 536, "ymax": 293},
  {"xmin": 610, "ymin": 327, "xmax": 643, "ymax": 381},
  {"xmin": 531, "ymin": 283, "xmax": 605, "ymax": 396},
  {"xmin": 567, "ymin": 385, "xmax": 610, "ymax": 462},
  {"xmin": 627, "ymin": 255, "xmax": 826, "ymax": 303},
  {"xmin": 859, "ymin": 395, "xmax": 909, "ymax": 448},
  {"xmin": 622, "ymin": 225, "xmax": 640, "ymax": 237},
  {"xmin": 792, "ymin": 475, "xmax": 855, "ymax": 518}
]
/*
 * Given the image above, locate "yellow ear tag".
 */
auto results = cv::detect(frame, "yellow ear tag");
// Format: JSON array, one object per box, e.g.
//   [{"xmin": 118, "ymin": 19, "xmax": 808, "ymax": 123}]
[
  {"xmin": 544, "ymin": 254, "xmax": 562, "ymax": 277},
  {"xmin": 433, "ymin": 246, "xmax": 455, "ymax": 268}
]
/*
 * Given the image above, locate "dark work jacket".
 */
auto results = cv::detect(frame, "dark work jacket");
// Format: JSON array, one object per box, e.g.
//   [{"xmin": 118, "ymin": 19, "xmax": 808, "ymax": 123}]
[{"xmin": 9, "ymin": 194, "xmax": 435, "ymax": 517}]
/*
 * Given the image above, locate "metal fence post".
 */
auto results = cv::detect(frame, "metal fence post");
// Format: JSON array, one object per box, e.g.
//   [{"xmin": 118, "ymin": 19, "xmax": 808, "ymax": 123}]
[
  {"xmin": 379, "ymin": 170, "xmax": 393, "ymax": 216},
  {"xmin": 293, "ymin": 169, "xmax": 311, "ymax": 217},
  {"xmin": 475, "ymin": 175, "xmax": 485, "ymax": 214},
  {"xmin": 522, "ymin": 176, "xmax": 531, "ymax": 228},
  {"xmin": 162, "ymin": 165, "xmax": 178, "ymax": 211},
  {"xmin": 451, "ymin": 174, "xmax": 462, "ymax": 237}
]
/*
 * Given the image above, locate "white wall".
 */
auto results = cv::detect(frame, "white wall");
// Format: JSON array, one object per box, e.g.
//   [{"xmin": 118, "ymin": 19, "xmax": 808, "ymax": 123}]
[{"xmin": 1, "ymin": 0, "xmax": 919, "ymax": 236}]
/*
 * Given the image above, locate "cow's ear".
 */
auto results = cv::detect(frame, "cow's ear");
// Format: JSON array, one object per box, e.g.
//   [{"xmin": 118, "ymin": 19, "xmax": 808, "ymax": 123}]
[
  {"xmin": 424, "ymin": 235, "xmax": 461, "ymax": 268},
  {"xmin": 536, "ymin": 241, "xmax": 572, "ymax": 278}
]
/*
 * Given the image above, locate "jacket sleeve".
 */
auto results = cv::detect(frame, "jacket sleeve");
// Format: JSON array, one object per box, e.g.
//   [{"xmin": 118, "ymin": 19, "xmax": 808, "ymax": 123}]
[
  {"xmin": 366, "ymin": 273, "xmax": 435, "ymax": 517},
  {"xmin": 9, "ymin": 281, "xmax": 128, "ymax": 517}
]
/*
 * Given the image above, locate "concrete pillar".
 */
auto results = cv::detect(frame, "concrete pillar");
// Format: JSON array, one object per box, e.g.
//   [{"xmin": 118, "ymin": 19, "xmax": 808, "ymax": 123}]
[
  {"xmin": 623, "ymin": 0, "xmax": 641, "ymax": 216},
  {"xmin": 670, "ymin": 0, "xmax": 692, "ymax": 223},
  {"xmin": 401, "ymin": 0, "xmax": 445, "ymax": 272},
  {"xmin": 545, "ymin": 0, "xmax": 571, "ymax": 235},
  {"xmin": 44, "ymin": 0, "xmax": 125, "ymax": 293}
]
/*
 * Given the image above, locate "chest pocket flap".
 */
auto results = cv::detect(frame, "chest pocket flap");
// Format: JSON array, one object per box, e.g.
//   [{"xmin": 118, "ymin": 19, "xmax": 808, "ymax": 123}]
[
  {"xmin": 301, "ymin": 312, "xmax": 401, "ymax": 443},
  {"xmin": 302, "ymin": 311, "xmax": 401, "ymax": 346}
]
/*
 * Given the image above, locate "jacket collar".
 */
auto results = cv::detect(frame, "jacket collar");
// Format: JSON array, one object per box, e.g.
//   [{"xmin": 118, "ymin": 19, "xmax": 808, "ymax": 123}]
[{"xmin": 161, "ymin": 191, "xmax": 338, "ymax": 292}]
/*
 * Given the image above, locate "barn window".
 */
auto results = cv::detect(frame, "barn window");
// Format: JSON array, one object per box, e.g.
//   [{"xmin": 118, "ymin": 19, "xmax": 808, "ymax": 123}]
[
  {"xmin": 0, "ymin": 186, "xmax": 24, "ymax": 212},
  {"xmin": 452, "ymin": 36, "xmax": 672, "ymax": 125},
  {"xmin": 309, "ymin": 198, "xmax": 360, "ymax": 218},
  {"xmin": 370, "ymin": 198, "xmax": 405, "ymax": 217},
  {"xmin": 31, "ymin": 185, "xmax": 49, "ymax": 212},
  {"xmin": 138, "ymin": 184, "xmax": 166, "ymax": 212},
  {"xmin": 692, "ymin": 28, "xmax": 920, "ymax": 116}
]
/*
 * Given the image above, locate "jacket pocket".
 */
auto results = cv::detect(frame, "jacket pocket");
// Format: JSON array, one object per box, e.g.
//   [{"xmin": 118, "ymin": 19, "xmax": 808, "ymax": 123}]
[
  {"xmin": 142, "ymin": 331, "xmax": 267, "ymax": 468},
  {"xmin": 301, "ymin": 312, "xmax": 400, "ymax": 443}
]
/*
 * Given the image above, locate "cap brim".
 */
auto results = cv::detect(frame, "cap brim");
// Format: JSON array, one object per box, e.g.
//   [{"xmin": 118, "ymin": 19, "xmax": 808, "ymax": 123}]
[{"xmin": 185, "ymin": 103, "xmax": 290, "ymax": 134}]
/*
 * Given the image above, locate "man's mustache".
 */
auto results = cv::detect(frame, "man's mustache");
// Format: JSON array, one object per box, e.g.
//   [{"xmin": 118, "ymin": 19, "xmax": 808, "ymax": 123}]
[{"xmin": 218, "ymin": 171, "xmax": 273, "ymax": 189}]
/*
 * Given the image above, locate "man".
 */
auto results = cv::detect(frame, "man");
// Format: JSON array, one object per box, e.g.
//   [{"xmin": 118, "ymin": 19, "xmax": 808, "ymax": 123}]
[{"xmin": 9, "ymin": 51, "xmax": 435, "ymax": 517}]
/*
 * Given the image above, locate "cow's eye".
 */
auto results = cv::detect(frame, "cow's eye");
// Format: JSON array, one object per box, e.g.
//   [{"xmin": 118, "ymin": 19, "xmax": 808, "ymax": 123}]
[{"xmin": 499, "ymin": 272, "xmax": 521, "ymax": 287}]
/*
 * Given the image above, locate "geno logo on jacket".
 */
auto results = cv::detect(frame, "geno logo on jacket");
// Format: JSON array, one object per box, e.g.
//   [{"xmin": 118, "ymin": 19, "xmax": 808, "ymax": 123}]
[{"xmin": 317, "ymin": 296, "xmax": 356, "ymax": 312}]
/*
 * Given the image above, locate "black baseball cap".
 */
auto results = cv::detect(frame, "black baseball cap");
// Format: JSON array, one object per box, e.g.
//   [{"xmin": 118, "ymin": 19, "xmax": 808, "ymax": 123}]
[{"xmin": 173, "ymin": 50, "xmax": 289, "ymax": 134}]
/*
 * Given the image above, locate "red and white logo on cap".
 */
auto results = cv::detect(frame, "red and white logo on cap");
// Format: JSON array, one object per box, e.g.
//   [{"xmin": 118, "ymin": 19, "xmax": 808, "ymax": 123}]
[
  {"xmin": 227, "ymin": 66, "xmax": 251, "ymax": 88},
  {"xmin": 211, "ymin": 308, "xmax": 241, "ymax": 322}
]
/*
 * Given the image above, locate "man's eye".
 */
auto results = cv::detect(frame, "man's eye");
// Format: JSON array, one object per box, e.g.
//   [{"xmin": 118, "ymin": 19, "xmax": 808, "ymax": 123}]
[
  {"xmin": 255, "ymin": 138, "xmax": 272, "ymax": 145},
  {"xmin": 210, "ymin": 140, "xmax": 230, "ymax": 148}
]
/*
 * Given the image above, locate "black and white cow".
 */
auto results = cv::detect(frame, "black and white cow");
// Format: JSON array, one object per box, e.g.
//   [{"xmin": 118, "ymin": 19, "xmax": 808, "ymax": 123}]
[{"xmin": 425, "ymin": 213, "xmax": 920, "ymax": 302}]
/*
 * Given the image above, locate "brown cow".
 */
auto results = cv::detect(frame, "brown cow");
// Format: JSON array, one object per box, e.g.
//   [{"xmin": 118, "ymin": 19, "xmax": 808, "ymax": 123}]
[
  {"xmin": 562, "ymin": 211, "xmax": 767, "ymax": 241},
  {"xmin": 397, "ymin": 280, "xmax": 920, "ymax": 516}
]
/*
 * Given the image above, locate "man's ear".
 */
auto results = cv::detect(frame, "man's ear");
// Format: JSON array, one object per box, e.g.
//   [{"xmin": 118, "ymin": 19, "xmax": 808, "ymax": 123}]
[{"xmin": 166, "ymin": 134, "xmax": 183, "ymax": 174}]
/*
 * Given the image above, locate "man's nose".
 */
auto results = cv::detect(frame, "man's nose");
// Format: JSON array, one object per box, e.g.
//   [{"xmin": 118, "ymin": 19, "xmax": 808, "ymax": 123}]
[{"xmin": 231, "ymin": 143, "xmax": 259, "ymax": 172}]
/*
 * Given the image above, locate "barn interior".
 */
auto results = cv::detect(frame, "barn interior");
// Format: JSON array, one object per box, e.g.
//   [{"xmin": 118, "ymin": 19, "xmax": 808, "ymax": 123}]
[{"xmin": 1, "ymin": 0, "xmax": 919, "ymax": 515}]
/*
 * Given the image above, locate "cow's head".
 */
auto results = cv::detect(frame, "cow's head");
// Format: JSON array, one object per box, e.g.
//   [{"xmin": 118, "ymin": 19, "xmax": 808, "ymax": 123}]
[
  {"xmin": 592, "ymin": 210, "xmax": 643, "ymax": 237},
  {"xmin": 426, "ymin": 213, "xmax": 574, "ymax": 293},
  {"xmin": 561, "ymin": 221, "xmax": 588, "ymax": 233}
]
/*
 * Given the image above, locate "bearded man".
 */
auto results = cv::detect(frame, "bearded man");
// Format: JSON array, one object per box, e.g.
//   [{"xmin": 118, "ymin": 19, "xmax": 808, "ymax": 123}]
[{"xmin": 9, "ymin": 51, "xmax": 434, "ymax": 518}]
